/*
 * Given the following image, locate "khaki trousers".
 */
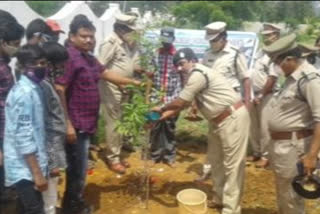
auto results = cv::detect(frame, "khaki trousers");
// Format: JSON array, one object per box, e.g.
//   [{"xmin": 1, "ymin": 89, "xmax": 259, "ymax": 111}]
[
  {"xmin": 249, "ymin": 94, "xmax": 273, "ymax": 158},
  {"xmin": 100, "ymin": 81, "xmax": 125, "ymax": 163},
  {"xmin": 208, "ymin": 106, "xmax": 250, "ymax": 214},
  {"xmin": 249, "ymin": 103, "xmax": 260, "ymax": 157},
  {"xmin": 269, "ymin": 135, "xmax": 311, "ymax": 214}
]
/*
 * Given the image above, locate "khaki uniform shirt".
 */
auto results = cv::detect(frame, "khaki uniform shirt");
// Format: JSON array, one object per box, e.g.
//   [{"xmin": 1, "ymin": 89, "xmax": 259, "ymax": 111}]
[
  {"xmin": 98, "ymin": 32, "xmax": 140, "ymax": 103},
  {"xmin": 202, "ymin": 43, "xmax": 249, "ymax": 89},
  {"xmin": 179, "ymin": 63, "xmax": 240, "ymax": 120},
  {"xmin": 268, "ymin": 60, "xmax": 320, "ymax": 132},
  {"xmin": 251, "ymin": 51, "xmax": 280, "ymax": 93}
]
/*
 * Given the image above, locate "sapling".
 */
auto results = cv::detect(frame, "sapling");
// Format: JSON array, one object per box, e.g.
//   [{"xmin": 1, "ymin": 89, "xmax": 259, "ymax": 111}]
[{"xmin": 115, "ymin": 21, "xmax": 166, "ymax": 210}]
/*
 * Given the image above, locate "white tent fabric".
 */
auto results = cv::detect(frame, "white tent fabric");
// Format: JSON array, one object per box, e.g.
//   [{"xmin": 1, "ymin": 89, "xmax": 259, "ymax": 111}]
[
  {"xmin": 142, "ymin": 11, "xmax": 153, "ymax": 24},
  {"xmin": 100, "ymin": 3, "xmax": 121, "ymax": 39},
  {"xmin": 48, "ymin": 1, "xmax": 104, "ymax": 54},
  {"xmin": 0, "ymin": 1, "xmax": 42, "ymax": 28},
  {"xmin": 0, "ymin": 1, "xmax": 151, "ymax": 54}
]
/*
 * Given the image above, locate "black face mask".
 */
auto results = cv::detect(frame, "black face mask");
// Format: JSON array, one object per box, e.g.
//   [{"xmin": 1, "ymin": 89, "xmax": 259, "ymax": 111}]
[
  {"xmin": 25, "ymin": 66, "xmax": 48, "ymax": 83},
  {"xmin": 50, "ymin": 35, "xmax": 59, "ymax": 43}
]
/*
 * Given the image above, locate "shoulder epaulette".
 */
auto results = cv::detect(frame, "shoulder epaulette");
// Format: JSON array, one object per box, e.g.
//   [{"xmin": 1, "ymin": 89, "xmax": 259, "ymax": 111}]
[
  {"xmin": 297, "ymin": 71, "xmax": 320, "ymax": 102},
  {"xmin": 229, "ymin": 46, "xmax": 240, "ymax": 54},
  {"xmin": 301, "ymin": 72, "xmax": 319, "ymax": 81},
  {"xmin": 192, "ymin": 68, "xmax": 209, "ymax": 90},
  {"xmin": 108, "ymin": 38, "xmax": 116, "ymax": 44}
]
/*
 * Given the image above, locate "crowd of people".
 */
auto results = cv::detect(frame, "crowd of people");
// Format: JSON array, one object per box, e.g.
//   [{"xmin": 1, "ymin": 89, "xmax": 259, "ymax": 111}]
[{"xmin": 0, "ymin": 7, "xmax": 320, "ymax": 214}]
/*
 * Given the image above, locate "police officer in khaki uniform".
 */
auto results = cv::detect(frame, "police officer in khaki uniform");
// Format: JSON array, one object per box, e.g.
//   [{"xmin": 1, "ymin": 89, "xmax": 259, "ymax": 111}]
[
  {"xmin": 154, "ymin": 48, "xmax": 250, "ymax": 214},
  {"xmin": 98, "ymin": 14, "xmax": 142, "ymax": 174},
  {"xmin": 202, "ymin": 21, "xmax": 251, "ymax": 106},
  {"xmin": 198, "ymin": 22, "xmax": 251, "ymax": 181},
  {"xmin": 264, "ymin": 34, "xmax": 320, "ymax": 214},
  {"xmin": 250, "ymin": 23, "xmax": 282, "ymax": 168},
  {"xmin": 299, "ymin": 43, "xmax": 320, "ymax": 70}
]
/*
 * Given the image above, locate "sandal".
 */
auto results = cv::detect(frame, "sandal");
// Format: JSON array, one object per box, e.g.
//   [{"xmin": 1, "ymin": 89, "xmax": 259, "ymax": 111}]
[
  {"xmin": 121, "ymin": 160, "xmax": 131, "ymax": 168},
  {"xmin": 207, "ymin": 200, "xmax": 223, "ymax": 209},
  {"xmin": 108, "ymin": 162, "xmax": 126, "ymax": 174}
]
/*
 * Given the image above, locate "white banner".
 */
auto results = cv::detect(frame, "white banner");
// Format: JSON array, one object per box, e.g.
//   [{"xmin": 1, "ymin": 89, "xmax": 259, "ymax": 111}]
[{"xmin": 146, "ymin": 29, "xmax": 259, "ymax": 69}]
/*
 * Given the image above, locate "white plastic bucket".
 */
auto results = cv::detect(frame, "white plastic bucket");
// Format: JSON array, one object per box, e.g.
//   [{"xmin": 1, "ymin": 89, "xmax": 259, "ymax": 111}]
[{"xmin": 176, "ymin": 188, "xmax": 208, "ymax": 214}]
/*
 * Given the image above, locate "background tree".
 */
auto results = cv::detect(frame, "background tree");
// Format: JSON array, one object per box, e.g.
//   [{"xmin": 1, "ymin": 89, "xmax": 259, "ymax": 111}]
[
  {"xmin": 171, "ymin": 1, "xmax": 317, "ymax": 30},
  {"xmin": 87, "ymin": 1, "xmax": 179, "ymax": 17},
  {"xmin": 26, "ymin": 1, "xmax": 68, "ymax": 17},
  {"xmin": 171, "ymin": 1, "xmax": 263, "ymax": 29}
]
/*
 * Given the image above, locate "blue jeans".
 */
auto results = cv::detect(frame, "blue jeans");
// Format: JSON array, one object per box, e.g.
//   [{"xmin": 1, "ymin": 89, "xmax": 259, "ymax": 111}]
[
  {"xmin": 64, "ymin": 131, "xmax": 90, "ymax": 202},
  {"xmin": 15, "ymin": 179, "xmax": 45, "ymax": 214}
]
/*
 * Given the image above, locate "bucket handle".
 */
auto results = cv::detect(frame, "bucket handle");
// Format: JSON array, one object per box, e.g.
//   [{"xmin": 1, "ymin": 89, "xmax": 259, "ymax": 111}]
[{"xmin": 180, "ymin": 200, "xmax": 208, "ymax": 214}]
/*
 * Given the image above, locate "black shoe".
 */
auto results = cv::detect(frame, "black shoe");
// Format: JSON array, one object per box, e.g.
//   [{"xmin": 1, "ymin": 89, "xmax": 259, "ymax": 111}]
[
  {"xmin": 194, "ymin": 172, "xmax": 211, "ymax": 183},
  {"xmin": 122, "ymin": 143, "xmax": 136, "ymax": 153},
  {"xmin": 62, "ymin": 199, "xmax": 93, "ymax": 214}
]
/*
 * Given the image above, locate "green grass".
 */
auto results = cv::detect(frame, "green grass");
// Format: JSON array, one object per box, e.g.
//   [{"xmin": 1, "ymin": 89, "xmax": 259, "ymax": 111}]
[{"xmin": 176, "ymin": 110, "xmax": 208, "ymax": 144}]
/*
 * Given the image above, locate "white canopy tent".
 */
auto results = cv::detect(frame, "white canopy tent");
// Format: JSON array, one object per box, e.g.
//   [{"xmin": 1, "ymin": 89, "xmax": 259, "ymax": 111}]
[
  {"xmin": 100, "ymin": 3, "xmax": 121, "ymax": 40},
  {"xmin": 48, "ymin": 1, "xmax": 104, "ymax": 54},
  {"xmin": 0, "ymin": 1, "xmax": 42, "ymax": 28}
]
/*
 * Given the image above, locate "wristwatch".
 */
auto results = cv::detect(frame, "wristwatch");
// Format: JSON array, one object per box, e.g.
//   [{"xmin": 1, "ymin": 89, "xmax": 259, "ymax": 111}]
[{"xmin": 257, "ymin": 93, "xmax": 263, "ymax": 100}]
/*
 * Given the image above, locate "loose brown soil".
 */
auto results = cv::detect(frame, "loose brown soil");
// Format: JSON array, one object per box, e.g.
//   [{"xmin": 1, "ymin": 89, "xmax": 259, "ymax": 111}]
[
  {"xmin": 67, "ymin": 141, "xmax": 320, "ymax": 214},
  {"xmin": 3, "ymin": 141, "xmax": 320, "ymax": 214}
]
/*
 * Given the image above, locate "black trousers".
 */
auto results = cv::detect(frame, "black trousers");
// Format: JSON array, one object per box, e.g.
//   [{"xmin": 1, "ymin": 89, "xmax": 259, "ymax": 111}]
[
  {"xmin": 15, "ymin": 179, "xmax": 45, "ymax": 214},
  {"xmin": 150, "ymin": 117, "xmax": 178, "ymax": 162}
]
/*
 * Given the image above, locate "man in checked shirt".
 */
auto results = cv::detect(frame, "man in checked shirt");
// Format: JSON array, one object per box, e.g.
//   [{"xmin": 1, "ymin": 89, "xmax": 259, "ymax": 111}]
[{"xmin": 149, "ymin": 27, "xmax": 183, "ymax": 166}]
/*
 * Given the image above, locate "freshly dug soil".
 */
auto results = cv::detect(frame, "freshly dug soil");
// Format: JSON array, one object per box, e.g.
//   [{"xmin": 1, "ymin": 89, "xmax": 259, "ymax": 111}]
[
  {"xmin": 66, "ymin": 141, "xmax": 320, "ymax": 214},
  {"xmin": 3, "ymin": 141, "xmax": 320, "ymax": 214}
]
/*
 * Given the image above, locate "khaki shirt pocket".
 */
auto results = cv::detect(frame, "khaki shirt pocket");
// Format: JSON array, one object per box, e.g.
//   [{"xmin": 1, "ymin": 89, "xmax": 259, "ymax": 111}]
[{"xmin": 280, "ymin": 91, "xmax": 297, "ymax": 110}]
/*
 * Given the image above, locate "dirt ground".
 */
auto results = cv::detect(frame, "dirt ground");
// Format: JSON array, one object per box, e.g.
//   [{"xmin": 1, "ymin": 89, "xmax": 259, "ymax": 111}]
[
  {"xmin": 3, "ymin": 133, "xmax": 320, "ymax": 214},
  {"xmin": 77, "ymin": 140, "xmax": 320, "ymax": 214}
]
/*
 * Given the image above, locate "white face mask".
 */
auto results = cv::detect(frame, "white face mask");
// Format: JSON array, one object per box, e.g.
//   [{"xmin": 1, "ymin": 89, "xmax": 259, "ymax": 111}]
[
  {"xmin": 2, "ymin": 42, "xmax": 18, "ymax": 57},
  {"xmin": 273, "ymin": 63, "xmax": 283, "ymax": 74},
  {"xmin": 122, "ymin": 31, "xmax": 136, "ymax": 46},
  {"xmin": 210, "ymin": 39, "xmax": 224, "ymax": 53}
]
